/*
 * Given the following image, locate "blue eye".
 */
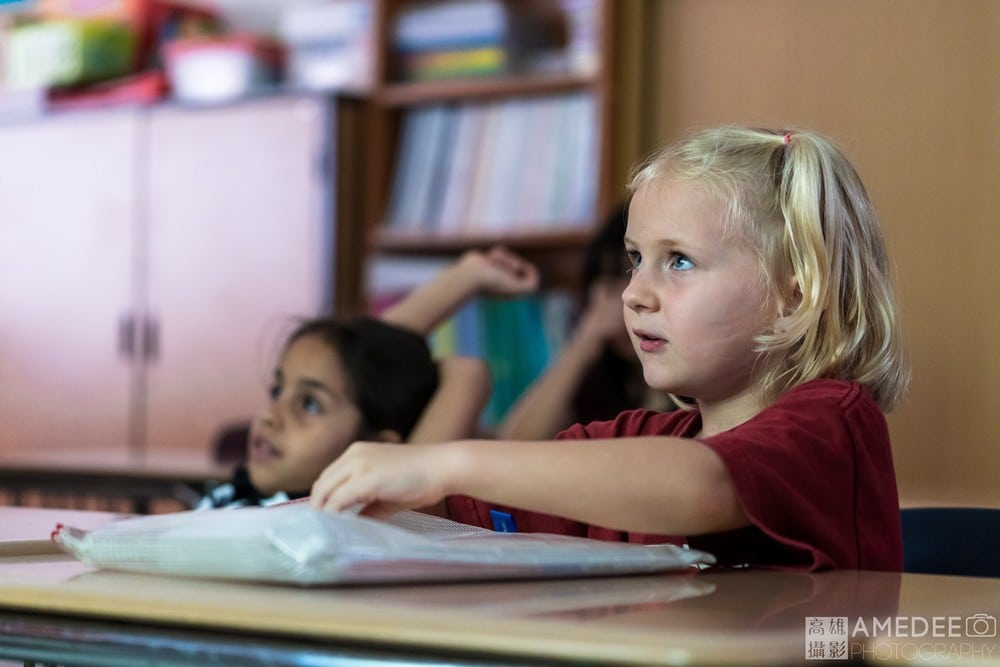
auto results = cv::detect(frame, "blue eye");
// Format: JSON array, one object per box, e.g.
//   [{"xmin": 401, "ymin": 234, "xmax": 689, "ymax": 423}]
[
  {"xmin": 267, "ymin": 383, "xmax": 281, "ymax": 400},
  {"xmin": 669, "ymin": 254, "xmax": 694, "ymax": 271},
  {"xmin": 625, "ymin": 250, "xmax": 641, "ymax": 272}
]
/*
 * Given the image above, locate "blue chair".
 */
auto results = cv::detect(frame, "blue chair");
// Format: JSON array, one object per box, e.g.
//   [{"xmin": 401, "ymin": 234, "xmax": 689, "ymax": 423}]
[{"xmin": 901, "ymin": 507, "xmax": 1000, "ymax": 577}]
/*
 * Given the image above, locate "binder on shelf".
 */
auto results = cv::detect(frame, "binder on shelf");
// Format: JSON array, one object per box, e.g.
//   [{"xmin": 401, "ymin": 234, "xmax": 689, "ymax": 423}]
[
  {"xmin": 386, "ymin": 105, "xmax": 455, "ymax": 232},
  {"xmin": 385, "ymin": 109, "xmax": 425, "ymax": 230},
  {"xmin": 462, "ymin": 102, "xmax": 501, "ymax": 233},
  {"xmin": 423, "ymin": 105, "xmax": 458, "ymax": 231},
  {"xmin": 513, "ymin": 95, "xmax": 562, "ymax": 227},
  {"xmin": 477, "ymin": 98, "xmax": 527, "ymax": 231},
  {"xmin": 437, "ymin": 103, "xmax": 487, "ymax": 234},
  {"xmin": 555, "ymin": 92, "xmax": 598, "ymax": 227},
  {"xmin": 411, "ymin": 106, "xmax": 452, "ymax": 232}
]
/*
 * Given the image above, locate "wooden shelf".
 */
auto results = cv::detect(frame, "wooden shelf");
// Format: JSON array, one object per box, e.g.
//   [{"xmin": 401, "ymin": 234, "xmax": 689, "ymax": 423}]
[
  {"xmin": 375, "ymin": 73, "xmax": 598, "ymax": 106},
  {"xmin": 374, "ymin": 227, "xmax": 596, "ymax": 254},
  {"xmin": 357, "ymin": 0, "xmax": 615, "ymax": 306}
]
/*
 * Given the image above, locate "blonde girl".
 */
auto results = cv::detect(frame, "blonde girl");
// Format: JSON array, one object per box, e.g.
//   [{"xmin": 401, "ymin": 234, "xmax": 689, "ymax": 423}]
[{"xmin": 311, "ymin": 126, "xmax": 909, "ymax": 571}]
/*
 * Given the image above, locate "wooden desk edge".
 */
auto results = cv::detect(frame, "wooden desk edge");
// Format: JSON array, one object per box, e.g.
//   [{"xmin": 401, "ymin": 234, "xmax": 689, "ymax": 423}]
[{"xmin": 0, "ymin": 575, "xmax": 802, "ymax": 666}]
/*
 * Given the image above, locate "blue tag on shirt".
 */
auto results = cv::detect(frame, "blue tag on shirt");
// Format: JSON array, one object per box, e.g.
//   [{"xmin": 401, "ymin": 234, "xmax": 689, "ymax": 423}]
[{"xmin": 489, "ymin": 509, "xmax": 517, "ymax": 533}]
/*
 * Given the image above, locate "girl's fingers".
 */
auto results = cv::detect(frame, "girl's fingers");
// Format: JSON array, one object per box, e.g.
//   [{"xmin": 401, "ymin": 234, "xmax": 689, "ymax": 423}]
[
  {"xmin": 310, "ymin": 442, "xmax": 445, "ymax": 518},
  {"xmin": 311, "ymin": 458, "xmax": 386, "ymax": 515},
  {"xmin": 310, "ymin": 463, "xmax": 352, "ymax": 510},
  {"xmin": 314, "ymin": 477, "xmax": 364, "ymax": 514}
]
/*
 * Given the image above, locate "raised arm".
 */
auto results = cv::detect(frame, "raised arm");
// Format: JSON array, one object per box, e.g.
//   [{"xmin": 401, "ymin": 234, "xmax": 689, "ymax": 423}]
[
  {"xmin": 379, "ymin": 246, "xmax": 539, "ymax": 336},
  {"xmin": 409, "ymin": 357, "xmax": 491, "ymax": 444}
]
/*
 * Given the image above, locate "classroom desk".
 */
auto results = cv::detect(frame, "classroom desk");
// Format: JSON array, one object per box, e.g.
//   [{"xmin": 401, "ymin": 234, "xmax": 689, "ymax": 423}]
[
  {"xmin": 0, "ymin": 507, "xmax": 997, "ymax": 667},
  {"xmin": 0, "ymin": 449, "xmax": 230, "ymax": 513}
]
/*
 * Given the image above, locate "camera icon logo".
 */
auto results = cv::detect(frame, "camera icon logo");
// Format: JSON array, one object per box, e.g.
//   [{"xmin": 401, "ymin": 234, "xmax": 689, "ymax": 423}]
[{"xmin": 966, "ymin": 614, "xmax": 997, "ymax": 637}]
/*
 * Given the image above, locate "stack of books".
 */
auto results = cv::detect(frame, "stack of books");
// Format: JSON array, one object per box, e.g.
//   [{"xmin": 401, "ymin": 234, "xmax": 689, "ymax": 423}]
[
  {"xmin": 393, "ymin": 0, "xmax": 508, "ymax": 81},
  {"xmin": 392, "ymin": 0, "xmax": 566, "ymax": 81},
  {"xmin": 384, "ymin": 92, "xmax": 598, "ymax": 235}
]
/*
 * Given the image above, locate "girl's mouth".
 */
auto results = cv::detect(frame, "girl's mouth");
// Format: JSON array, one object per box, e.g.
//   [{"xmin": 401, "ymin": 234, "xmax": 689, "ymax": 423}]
[
  {"xmin": 249, "ymin": 437, "xmax": 282, "ymax": 462},
  {"xmin": 634, "ymin": 329, "xmax": 667, "ymax": 353}
]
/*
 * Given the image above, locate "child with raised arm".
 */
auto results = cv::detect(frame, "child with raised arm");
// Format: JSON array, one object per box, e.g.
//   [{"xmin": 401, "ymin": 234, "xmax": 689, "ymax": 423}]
[
  {"xmin": 198, "ymin": 247, "xmax": 538, "ymax": 508},
  {"xmin": 310, "ymin": 126, "xmax": 910, "ymax": 571}
]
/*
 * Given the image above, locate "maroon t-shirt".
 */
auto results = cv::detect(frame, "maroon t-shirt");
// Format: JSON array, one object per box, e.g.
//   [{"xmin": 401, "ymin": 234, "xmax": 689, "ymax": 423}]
[{"xmin": 446, "ymin": 379, "xmax": 902, "ymax": 572}]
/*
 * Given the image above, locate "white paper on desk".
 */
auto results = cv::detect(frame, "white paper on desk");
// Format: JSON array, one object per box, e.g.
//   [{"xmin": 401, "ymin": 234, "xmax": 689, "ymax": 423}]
[{"xmin": 53, "ymin": 504, "xmax": 715, "ymax": 586}]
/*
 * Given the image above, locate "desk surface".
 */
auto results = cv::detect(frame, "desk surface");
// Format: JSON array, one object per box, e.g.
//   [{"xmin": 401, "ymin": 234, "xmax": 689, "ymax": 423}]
[{"xmin": 0, "ymin": 507, "xmax": 997, "ymax": 667}]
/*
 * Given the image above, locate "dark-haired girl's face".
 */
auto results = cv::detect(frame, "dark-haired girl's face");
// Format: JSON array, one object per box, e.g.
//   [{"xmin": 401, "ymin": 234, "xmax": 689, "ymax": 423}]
[{"xmin": 246, "ymin": 335, "xmax": 363, "ymax": 496}]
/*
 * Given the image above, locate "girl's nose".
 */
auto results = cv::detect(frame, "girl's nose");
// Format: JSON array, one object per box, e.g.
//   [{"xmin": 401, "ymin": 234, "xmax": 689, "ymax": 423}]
[
  {"xmin": 622, "ymin": 270, "xmax": 656, "ymax": 313},
  {"xmin": 257, "ymin": 401, "xmax": 282, "ymax": 429}
]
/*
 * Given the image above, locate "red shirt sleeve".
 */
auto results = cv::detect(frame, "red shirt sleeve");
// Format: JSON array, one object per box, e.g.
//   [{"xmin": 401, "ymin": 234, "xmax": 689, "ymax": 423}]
[
  {"xmin": 690, "ymin": 379, "xmax": 903, "ymax": 571},
  {"xmin": 446, "ymin": 410, "xmax": 693, "ymax": 542}
]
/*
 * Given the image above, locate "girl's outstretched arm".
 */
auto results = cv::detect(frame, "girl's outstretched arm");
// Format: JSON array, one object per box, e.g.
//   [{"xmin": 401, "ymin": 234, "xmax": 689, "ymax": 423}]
[{"xmin": 310, "ymin": 436, "xmax": 748, "ymax": 536}]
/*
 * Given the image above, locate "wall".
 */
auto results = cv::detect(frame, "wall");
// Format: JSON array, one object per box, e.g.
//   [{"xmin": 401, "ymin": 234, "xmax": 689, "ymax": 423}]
[{"xmin": 631, "ymin": 0, "xmax": 999, "ymax": 504}]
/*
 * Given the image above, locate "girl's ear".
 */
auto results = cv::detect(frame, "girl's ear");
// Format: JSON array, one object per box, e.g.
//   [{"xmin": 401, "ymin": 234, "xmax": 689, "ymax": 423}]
[
  {"xmin": 783, "ymin": 276, "xmax": 802, "ymax": 314},
  {"xmin": 374, "ymin": 429, "xmax": 403, "ymax": 444},
  {"xmin": 773, "ymin": 276, "xmax": 802, "ymax": 332}
]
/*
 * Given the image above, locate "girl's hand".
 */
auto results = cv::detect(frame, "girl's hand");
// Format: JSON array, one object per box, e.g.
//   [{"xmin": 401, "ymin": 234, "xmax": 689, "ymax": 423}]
[
  {"xmin": 457, "ymin": 246, "xmax": 539, "ymax": 296},
  {"xmin": 309, "ymin": 442, "xmax": 457, "ymax": 519}
]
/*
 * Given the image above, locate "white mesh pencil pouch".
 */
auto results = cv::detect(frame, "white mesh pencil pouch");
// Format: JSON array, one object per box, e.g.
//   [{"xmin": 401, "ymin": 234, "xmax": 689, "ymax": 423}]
[{"xmin": 53, "ymin": 503, "xmax": 715, "ymax": 585}]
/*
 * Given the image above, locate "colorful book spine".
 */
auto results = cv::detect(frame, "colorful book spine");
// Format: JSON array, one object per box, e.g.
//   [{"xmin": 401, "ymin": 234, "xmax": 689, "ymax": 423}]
[{"xmin": 401, "ymin": 46, "xmax": 506, "ymax": 81}]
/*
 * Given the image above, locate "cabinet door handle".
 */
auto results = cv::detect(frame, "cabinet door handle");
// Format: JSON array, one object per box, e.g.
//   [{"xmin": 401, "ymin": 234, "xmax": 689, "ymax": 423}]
[
  {"xmin": 143, "ymin": 317, "xmax": 160, "ymax": 362},
  {"xmin": 118, "ymin": 314, "xmax": 135, "ymax": 359}
]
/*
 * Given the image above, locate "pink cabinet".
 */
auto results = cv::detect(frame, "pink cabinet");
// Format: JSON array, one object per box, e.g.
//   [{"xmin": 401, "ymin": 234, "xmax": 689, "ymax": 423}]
[
  {"xmin": 0, "ymin": 110, "xmax": 140, "ymax": 456},
  {"xmin": 0, "ymin": 95, "xmax": 334, "ymax": 461}
]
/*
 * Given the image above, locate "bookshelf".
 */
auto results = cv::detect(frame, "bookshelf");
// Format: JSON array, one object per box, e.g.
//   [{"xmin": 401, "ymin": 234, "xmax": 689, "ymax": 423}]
[
  {"xmin": 356, "ymin": 0, "xmax": 619, "ymax": 430},
  {"xmin": 359, "ymin": 0, "xmax": 617, "ymax": 302}
]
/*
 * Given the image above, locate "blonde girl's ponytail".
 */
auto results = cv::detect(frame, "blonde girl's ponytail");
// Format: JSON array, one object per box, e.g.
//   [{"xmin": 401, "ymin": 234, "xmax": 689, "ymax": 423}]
[{"xmin": 766, "ymin": 130, "xmax": 909, "ymax": 411}]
